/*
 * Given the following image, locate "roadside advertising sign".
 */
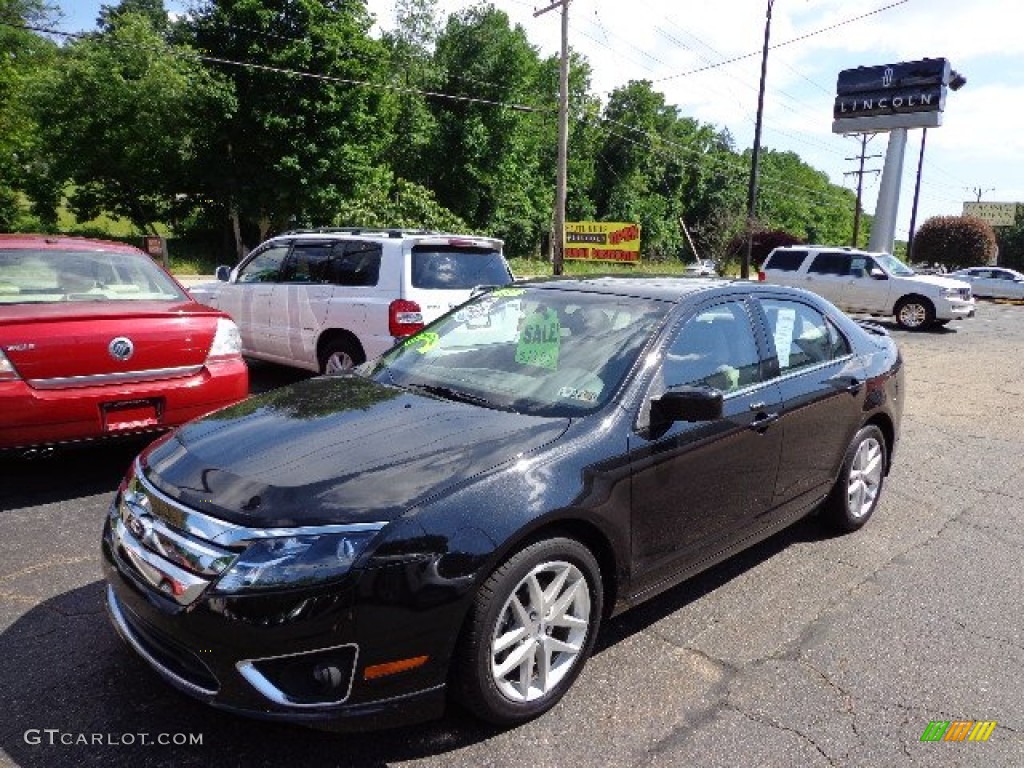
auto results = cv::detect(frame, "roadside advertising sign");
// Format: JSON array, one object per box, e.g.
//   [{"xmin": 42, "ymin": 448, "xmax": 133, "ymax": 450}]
[{"xmin": 564, "ymin": 222, "xmax": 641, "ymax": 263}]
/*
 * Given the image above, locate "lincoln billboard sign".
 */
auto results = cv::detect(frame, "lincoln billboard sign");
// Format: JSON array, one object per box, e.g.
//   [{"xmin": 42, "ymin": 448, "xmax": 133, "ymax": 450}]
[{"xmin": 832, "ymin": 58, "xmax": 950, "ymax": 134}]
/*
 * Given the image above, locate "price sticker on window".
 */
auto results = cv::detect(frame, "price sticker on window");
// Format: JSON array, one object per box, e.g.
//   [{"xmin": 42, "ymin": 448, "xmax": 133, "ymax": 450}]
[{"xmin": 515, "ymin": 308, "xmax": 560, "ymax": 370}]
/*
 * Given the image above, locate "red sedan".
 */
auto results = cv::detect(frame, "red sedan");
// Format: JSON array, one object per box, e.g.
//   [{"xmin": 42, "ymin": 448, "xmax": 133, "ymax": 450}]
[{"xmin": 0, "ymin": 235, "xmax": 248, "ymax": 453}]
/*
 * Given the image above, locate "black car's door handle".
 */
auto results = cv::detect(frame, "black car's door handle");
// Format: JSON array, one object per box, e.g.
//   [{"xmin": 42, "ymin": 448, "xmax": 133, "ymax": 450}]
[
  {"xmin": 749, "ymin": 412, "xmax": 780, "ymax": 432},
  {"xmin": 844, "ymin": 378, "xmax": 863, "ymax": 396}
]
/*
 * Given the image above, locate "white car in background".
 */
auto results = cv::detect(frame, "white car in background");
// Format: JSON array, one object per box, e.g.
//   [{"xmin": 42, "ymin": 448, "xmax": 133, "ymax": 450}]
[
  {"xmin": 683, "ymin": 259, "xmax": 717, "ymax": 277},
  {"xmin": 947, "ymin": 267, "xmax": 1024, "ymax": 300},
  {"xmin": 190, "ymin": 228, "xmax": 512, "ymax": 373},
  {"xmin": 759, "ymin": 245, "xmax": 975, "ymax": 330}
]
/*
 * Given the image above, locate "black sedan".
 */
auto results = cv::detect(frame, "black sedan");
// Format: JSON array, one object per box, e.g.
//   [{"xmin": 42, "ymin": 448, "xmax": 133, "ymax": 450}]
[{"xmin": 101, "ymin": 278, "xmax": 903, "ymax": 729}]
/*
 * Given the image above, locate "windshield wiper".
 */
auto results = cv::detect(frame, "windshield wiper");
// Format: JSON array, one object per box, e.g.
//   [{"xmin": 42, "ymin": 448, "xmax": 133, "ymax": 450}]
[{"xmin": 405, "ymin": 382, "xmax": 515, "ymax": 412}]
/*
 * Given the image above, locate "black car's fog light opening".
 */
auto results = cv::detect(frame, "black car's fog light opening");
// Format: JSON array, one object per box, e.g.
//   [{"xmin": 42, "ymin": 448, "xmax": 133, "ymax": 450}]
[
  {"xmin": 238, "ymin": 645, "xmax": 359, "ymax": 706},
  {"xmin": 214, "ymin": 528, "xmax": 382, "ymax": 593}
]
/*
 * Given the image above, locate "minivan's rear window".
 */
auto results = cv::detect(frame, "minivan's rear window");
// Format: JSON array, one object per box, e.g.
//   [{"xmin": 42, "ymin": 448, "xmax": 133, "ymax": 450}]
[
  {"xmin": 765, "ymin": 250, "xmax": 806, "ymax": 271},
  {"xmin": 411, "ymin": 247, "xmax": 511, "ymax": 290}
]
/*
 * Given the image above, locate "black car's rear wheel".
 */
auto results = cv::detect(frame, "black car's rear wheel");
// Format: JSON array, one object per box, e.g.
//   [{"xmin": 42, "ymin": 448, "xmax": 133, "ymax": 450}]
[
  {"xmin": 823, "ymin": 425, "xmax": 887, "ymax": 532},
  {"xmin": 455, "ymin": 537, "xmax": 603, "ymax": 725}
]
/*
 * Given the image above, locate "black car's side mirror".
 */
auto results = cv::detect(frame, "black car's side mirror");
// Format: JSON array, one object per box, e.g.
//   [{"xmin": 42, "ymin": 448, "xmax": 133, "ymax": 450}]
[
  {"xmin": 651, "ymin": 385, "xmax": 723, "ymax": 424},
  {"xmin": 215, "ymin": 265, "xmax": 232, "ymax": 282}
]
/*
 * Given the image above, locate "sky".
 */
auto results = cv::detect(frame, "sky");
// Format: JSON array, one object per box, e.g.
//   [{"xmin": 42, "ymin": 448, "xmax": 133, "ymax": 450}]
[{"xmin": 52, "ymin": 0, "xmax": 1024, "ymax": 243}]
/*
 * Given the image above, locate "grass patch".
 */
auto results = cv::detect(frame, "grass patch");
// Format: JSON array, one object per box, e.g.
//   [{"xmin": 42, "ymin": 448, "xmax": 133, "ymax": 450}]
[{"xmin": 509, "ymin": 258, "xmax": 733, "ymax": 279}]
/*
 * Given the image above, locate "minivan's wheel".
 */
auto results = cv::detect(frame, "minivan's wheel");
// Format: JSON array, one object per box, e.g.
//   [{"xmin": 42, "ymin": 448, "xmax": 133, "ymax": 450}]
[
  {"xmin": 318, "ymin": 338, "xmax": 363, "ymax": 375},
  {"xmin": 823, "ymin": 425, "xmax": 887, "ymax": 532},
  {"xmin": 455, "ymin": 537, "xmax": 603, "ymax": 726},
  {"xmin": 894, "ymin": 297, "xmax": 934, "ymax": 330}
]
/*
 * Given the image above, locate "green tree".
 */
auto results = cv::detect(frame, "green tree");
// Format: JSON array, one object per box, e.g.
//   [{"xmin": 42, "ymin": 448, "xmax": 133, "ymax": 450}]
[
  {"xmin": 0, "ymin": 0, "xmax": 57, "ymax": 230},
  {"xmin": 184, "ymin": 0, "xmax": 394, "ymax": 256},
  {"xmin": 97, "ymin": 0, "xmax": 168, "ymax": 34},
  {"xmin": 29, "ymin": 11, "xmax": 233, "ymax": 235},
  {"xmin": 755, "ymin": 149, "xmax": 855, "ymax": 245},
  {"xmin": 912, "ymin": 215, "xmax": 998, "ymax": 269},
  {"xmin": 379, "ymin": 0, "xmax": 441, "ymax": 184},
  {"xmin": 427, "ymin": 5, "xmax": 550, "ymax": 256}
]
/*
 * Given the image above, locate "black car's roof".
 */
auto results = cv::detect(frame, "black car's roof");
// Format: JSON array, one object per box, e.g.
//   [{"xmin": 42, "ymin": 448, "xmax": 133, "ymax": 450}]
[{"xmin": 516, "ymin": 275, "xmax": 774, "ymax": 303}]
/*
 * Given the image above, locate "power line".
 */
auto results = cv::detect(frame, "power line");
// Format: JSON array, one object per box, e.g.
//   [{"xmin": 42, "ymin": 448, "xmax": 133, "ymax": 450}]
[
  {"xmin": 6, "ymin": 20, "xmax": 551, "ymax": 113},
  {"xmin": 651, "ymin": 1, "xmax": 910, "ymax": 84}
]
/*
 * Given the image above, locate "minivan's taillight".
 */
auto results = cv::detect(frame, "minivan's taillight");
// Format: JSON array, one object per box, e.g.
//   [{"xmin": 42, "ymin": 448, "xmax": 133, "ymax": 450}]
[
  {"xmin": 389, "ymin": 299, "xmax": 424, "ymax": 337},
  {"xmin": 757, "ymin": 271, "xmax": 766, "ymax": 282}
]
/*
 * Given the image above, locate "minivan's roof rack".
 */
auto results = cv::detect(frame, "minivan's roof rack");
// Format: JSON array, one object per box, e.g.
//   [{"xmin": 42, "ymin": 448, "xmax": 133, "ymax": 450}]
[{"xmin": 280, "ymin": 227, "xmax": 443, "ymax": 238}]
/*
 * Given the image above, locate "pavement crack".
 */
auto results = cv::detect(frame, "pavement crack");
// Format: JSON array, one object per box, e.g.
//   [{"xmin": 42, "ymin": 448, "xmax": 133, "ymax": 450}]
[
  {"xmin": 731, "ymin": 705, "xmax": 839, "ymax": 766},
  {"xmin": 952, "ymin": 619, "xmax": 1024, "ymax": 653}
]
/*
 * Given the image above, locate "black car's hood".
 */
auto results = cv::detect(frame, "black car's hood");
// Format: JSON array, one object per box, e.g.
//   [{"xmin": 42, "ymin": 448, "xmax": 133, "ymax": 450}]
[{"xmin": 142, "ymin": 375, "xmax": 569, "ymax": 527}]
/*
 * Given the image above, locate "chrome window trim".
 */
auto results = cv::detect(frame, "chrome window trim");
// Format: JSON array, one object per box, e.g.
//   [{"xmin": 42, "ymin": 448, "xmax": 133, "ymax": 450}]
[
  {"xmin": 105, "ymin": 586, "xmax": 218, "ymax": 697},
  {"xmin": 236, "ymin": 643, "xmax": 359, "ymax": 708},
  {"xmin": 771, "ymin": 353, "xmax": 857, "ymax": 385},
  {"xmin": 28, "ymin": 364, "xmax": 203, "ymax": 390}
]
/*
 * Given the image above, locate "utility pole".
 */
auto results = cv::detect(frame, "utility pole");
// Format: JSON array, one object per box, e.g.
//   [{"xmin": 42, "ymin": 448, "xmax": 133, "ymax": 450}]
[
  {"xmin": 843, "ymin": 134, "xmax": 881, "ymax": 247},
  {"xmin": 970, "ymin": 186, "xmax": 995, "ymax": 202},
  {"xmin": 535, "ymin": 0, "xmax": 570, "ymax": 275},
  {"xmin": 743, "ymin": 0, "xmax": 774, "ymax": 280},
  {"xmin": 906, "ymin": 128, "xmax": 927, "ymax": 262}
]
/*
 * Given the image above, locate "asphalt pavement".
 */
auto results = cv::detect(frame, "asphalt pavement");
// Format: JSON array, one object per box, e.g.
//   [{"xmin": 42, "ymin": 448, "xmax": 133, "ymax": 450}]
[{"xmin": 1, "ymin": 303, "xmax": 1021, "ymax": 768}]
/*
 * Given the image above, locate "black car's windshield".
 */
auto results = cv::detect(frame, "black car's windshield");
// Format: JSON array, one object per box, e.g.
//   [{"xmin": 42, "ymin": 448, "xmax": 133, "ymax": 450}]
[{"xmin": 360, "ymin": 286, "xmax": 670, "ymax": 417}]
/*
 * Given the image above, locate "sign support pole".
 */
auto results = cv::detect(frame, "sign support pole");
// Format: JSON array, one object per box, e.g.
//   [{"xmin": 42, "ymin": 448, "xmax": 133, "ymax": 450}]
[{"xmin": 868, "ymin": 128, "xmax": 907, "ymax": 254}]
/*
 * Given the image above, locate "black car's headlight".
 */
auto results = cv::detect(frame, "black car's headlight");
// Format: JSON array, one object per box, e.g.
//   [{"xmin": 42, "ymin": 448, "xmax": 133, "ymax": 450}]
[{"xmin": 213, "ymin": 528, "xmax": 382, "ymax": 593}]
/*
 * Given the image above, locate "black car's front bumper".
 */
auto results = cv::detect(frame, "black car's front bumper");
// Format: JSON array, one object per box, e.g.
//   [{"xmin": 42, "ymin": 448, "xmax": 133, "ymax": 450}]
[{"xmin": 101, "ymin": 517, "xmax": 452, "ymax": 730}]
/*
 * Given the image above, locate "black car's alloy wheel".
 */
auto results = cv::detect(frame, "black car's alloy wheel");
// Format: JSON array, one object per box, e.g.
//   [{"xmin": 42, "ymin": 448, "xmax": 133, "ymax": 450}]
[
  {"xmin": 824, "ymin": 424, "xmax": 887, "ymax": 532},
  {"xmin": 455, "ymin": 537, "xmax": 603, "ymax": 725}
]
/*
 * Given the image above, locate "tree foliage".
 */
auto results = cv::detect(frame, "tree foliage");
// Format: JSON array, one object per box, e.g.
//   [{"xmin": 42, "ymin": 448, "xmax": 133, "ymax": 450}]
[
  {"xmin": 30, "ymin": 11, "xmax": 233, "ymax": 234},
  {"xmin": 912, "ymin": 215, "xmax": 998, "ymax": 269},
  {"xmin": 5, "ymin": 0, "xmax": 869, "ymax": 266}
]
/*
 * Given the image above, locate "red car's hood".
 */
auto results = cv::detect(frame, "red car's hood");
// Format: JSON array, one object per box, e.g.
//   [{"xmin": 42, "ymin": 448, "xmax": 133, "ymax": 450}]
[{"xmin": 0, "ymin": 301, "xmax": 223, "ymax": 382}]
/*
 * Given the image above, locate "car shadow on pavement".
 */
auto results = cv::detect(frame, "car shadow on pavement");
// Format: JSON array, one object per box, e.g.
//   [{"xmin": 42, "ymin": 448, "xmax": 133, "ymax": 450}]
[
  {"xmin": 0, "ymin": 581, "xmax": 503, "ymax": 768},
  {"xmin": 0, "ymin": 516, "xmax": 842, "ymax": 768},
  {"xmin": 0, "ymin": 439, "xmax": 149, "ymax": 512},
  {"xmin": 596, "ymin": 513, "xmax": 836, "ymax": 652}
]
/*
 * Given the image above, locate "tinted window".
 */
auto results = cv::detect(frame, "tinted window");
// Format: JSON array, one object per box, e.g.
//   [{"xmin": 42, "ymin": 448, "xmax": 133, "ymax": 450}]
[
  {"xmin": 760, "ymin": 298, "xmax": 850, "ymax": 373},
  {"xmin": 849, "ymin": 255, "xmax": 876, "ymax": 277},
  {"xmin": 765, "ymin": 250, "xmax": 807, "ymax": 271},
  {"xmin": 807, "ymin": 252, "xmax": 851, "ymax": 276},
  {"xmin": 237, "ymin": 244, "xmax": 289, "ymax": 283},
  {"xmin": 282, "ymin": 242, "xmax": 332, "ymax": 283},
  {"xmin": 411, "ymin": 247, "xmax": 511, "ymax": 290},
  {"xmin": 662, "ymin": 301, "xmax": 762, "ymax": 393},
  {"xmin": 331, "ymin": 242, "xmax": 382, "ymax": 287}
]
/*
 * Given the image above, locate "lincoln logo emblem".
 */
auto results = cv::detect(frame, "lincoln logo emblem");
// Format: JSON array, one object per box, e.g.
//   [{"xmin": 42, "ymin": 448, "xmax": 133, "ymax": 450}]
[
  {"xmin": 109, "ymin": 336, "xmax": 134, "ymax": 361},
  {"xmin": 882, "ymin": 66, "xmax": 894, "ymax": 88}
]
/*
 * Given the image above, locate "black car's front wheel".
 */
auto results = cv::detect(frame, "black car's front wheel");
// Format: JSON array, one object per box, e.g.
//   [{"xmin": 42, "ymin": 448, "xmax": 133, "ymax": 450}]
[
  {"xmin": 823, "ymin": 425, "xmax": 887, "ymax": 532},
  {"xmin": 455, "ymin": 537, "xmax": 603, "ymax": 726}
]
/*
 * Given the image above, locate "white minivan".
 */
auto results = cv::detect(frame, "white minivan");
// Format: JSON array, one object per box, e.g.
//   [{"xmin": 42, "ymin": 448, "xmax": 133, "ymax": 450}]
[
  {"xmin": 759, "ymin": 246, "xmax": 975, "ymax": 330},
  {"xmin": 190, "ymin": 228, "xmax": 512, "ymax": 373}
]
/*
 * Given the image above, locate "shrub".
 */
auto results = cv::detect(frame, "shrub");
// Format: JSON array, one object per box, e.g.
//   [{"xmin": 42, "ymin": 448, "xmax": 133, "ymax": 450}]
[{"xmin": 911, "ymin": 215, "xmax": 997, "ymax": 269}]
